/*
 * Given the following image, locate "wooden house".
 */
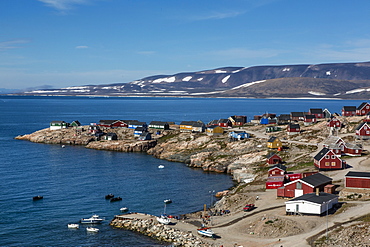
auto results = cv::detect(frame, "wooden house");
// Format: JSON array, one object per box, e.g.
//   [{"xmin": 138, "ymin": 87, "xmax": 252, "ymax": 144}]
[
  {"xmin": 206, "ymin": 125, "xmax": 224, "ymax": 136},
  {"xmin": 127, "ymin": 120, "xmax": 147, "ymax": 129},
  {"xmin": 277, "ymin": 173, "xmax": 332, "ymax": 198},
  {"xmin": 98, "ymin": 120, "xmax": 128, "ymax": 128},
  {"xmin": 343, "ymin": 143, "xmax": 362, "ymax": 156},
  {"xmin": 285, "ymin": 192, "xmax": 338, "ymax": 215},
  {"xmin": 88, "ymin": 125, "xmax": 101, "ymax": 134},
  {"xmin": 138, "ymin": 132, "xmax": 151, "ymax": 141},
  {"xmin": 277, "ymin": 114, "xmax": 291, "ymax": 124},
  {"xmin": 309, "ymin": 108, "xmax": 324, "ymax": 119},
  {"xmin": 356, "ymin": 102, "xmax": 370, "ymax": 116},
  {"xmin": 265, "ymin": 126, "xmax": 281, "ymax": 133},
  {"xmin": 180, "ymin": 121, "xmax": 204, "ymax": 132},
  {"xmin": 314, "ymin": 148, "xmax": 345, "ymax": 170},
  {"xmin": 355, "ymin": 122, "xmax": 370, "ymax": 139},
  {"xmin": 266, "ymin": 152, "xmax": 283, "ymax": 165},
  {"xmin": 228, "ymin": 115, "xmax": 247, "ymax": 126},
  {"xmin": 148, "ymin": 121, "xmax": 169, "ymax": 130},
  {"xmin": 268, "ymin": 164, "xmax": 287, "ymax": 176},
  {"xmin": 191, "ymin": 122, "xmax": 205, "ymax": 133},
  {"xmin": 327, "ymin": 117, "xmax": 341, "ymax": 128},
  {"xmin": 322, "ymin": 136, "xmax": 345, "ymax": 150},
  {"xmin": 323, "ymin": 108, "xmax": 332, "ymax": 118},
  {"xmin": 342, "ymin": 106, "xmax": 356, "ymax": 116},
  {"xmin": 267, "ymin": 136, "xmax": 282, "ymax": 149},
  {"xmin": 50, "ymin": 121, "xmax": 69, "ymax": 130},
  {"xmin": 345, "ymin": 171, "xmax": 370, "ymax": 189},
  {"xmin": 290, "ymin": 112, "xmax": 306, "ymax": 121},
  {"xmin": 134, "ymin": 127, "xmax": 147, "ymax": 137},
  {"xmin": 287, "ymin": 123, "xmax": 300, "ymax": 135},
  {"xmin": 228, "ymin": 131, "xmax": 249, "ymax": 140},
  {"xmin": 104, "ymin": 132, "xmax": 118, "ymax": 140},
  {"xmin": 304, "ymin": 115, "xmax": 316, "ymax": 126},
  {"xmin": 208, "ymin": 119, "xmax": 232, "ymax": 128},
  {"xmin": 266, "ymin": 176, "xmax": 285, "ymax": 189},
  {"xmin": 70, "ymin": 120, "xmax": 81, "ymax": 127}
]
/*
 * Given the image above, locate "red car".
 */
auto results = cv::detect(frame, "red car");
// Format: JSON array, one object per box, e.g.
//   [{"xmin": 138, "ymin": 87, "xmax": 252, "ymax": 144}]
[{"xmin": 243, "ymin": 204, "xmax": 255, "ymax": 212}]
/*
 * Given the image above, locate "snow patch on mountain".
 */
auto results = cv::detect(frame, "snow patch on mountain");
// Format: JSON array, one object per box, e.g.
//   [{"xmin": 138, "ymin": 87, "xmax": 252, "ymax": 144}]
[
  {"xmin": 231, "ymin": 80, "xmax": 266, "ymax": 90},
  {"xmin": 345, "ymin": 88, "xmax": 368, "ymax": 94},
  {"xmin": 182, "ymin": 76, "xmax": 192, "ymax": 81},
  {"xmin": 308, "ymin": 91, "xmax": 326, "ymax": 96},
  {"xmin": 222, "ymin": 75, "xmax": 231, "ymax": 83},
  {"xmin": 215, "ymin": 70, "xmax": 227, "ymax": 73},
  {"xmin": 197, "ymin": 78, "xmax": 204, "ymax": 81},
  {"xmin": 153, "ymin": 76, "xmax": 176, "ymax": 83}
]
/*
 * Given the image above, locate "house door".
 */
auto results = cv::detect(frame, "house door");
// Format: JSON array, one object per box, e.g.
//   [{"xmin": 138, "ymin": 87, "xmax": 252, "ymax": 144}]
[
  {"xmin": 296, "ymin": 204, "xmax": 299, "ymax": 213},
  {"xmin": 295, "ymin": 189, "xmax": 303, "ymax": 197}
]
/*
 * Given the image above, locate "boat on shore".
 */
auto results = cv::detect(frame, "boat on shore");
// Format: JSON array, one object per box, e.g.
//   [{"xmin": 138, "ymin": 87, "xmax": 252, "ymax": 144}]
[
  {"xmin": 156, "ymin": 214, "xmax": 171, "ymax": 225},
  {"xmin": 86, "ymin": 227, "xmax": 99, "ymax": 233},
  {"xmin": 197, "ymin": 227, "xmax": 214, "ymax": 238},
  {"xmin": 80, "ymin": 214, "xmax": 104, "ymax": 224},
  {"xmin": 67, "ymin": 223, "xmax": 79, "ymax": 229}
]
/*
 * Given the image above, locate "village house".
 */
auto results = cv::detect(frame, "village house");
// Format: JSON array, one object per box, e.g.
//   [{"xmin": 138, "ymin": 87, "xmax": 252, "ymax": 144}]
[
  {"xmin": 277, "ymin": 114, "xmax": 291, "ymax": 125},
  {"xmin": 285, "ymin": 192, "xmax": 338, "ymax": 215},
  {"xmin": 206, "ymin": 125, "xmax": 224, "ymax": 136},
  {"xmin": 309, "ymin": 108, "xmax": 324, "ymax": 119},
  {"xmin": 314, "ymin": 147, "xmax": 345, "ymax": 170},
  {"xmin": 148, "ymin": 121, "xmax": 169, "ymax": 130},
  {"xmin": 179, "ymin": 121, "xmax": 204, "ymax": 132},
  {"xmin": 342, "ymin": 106, "xmax": 357, "ymax": 116},
  {"xmin": 345, "ymin": 171, "xmax": 370, "ymax": 189},
  {"xmin": 290, "ymin": 112, "xmax": 306, "ymax": 121},
  {"xmin": 303, "ymin": 115, "xmax": 316, "ymax": 126},
  {"xmin": 356, "ymin": 102, "xmax": 370, "ymax": 116},
  {"xmin": 191, "ymin": 122, "xmax": 205, "ymax": 133},
  {"xmin": 323, "ymin": 108, "xmax": 332, "ymax": 118},
  {"xmin": 50, "ymin": 121, "xmax": 69, "ymax": 130},
  {"xmin": 127, "ymin": 120, "xmax": 147, "ymax": 129},
  {"xmin": 343, "ymin": 143, "xmax": 362, "ymax": 156},
  {"xmin": 88, "ymin": 125, "xmax": 101, "ymax": 134},
  {"xmin": 134, "ymin": 127, "xmax": 147, "ymax": 137},
  {"xmin": 70, "ymin": 120, "xmax": 81, "ymax": 127},
  {"xmin": 266, "ymin": 152, "xmax": 283, "ymax": 165},
  {"xmin": 265, "ymin": 126, "xmax": 282, "ymax": 133},
  {"xmin": 267, "ymin": 136, "xmax": 283, "ymax": 149},
  {"xmin": 322, "ymin": 136, "xmax": 344, "ymax": 156},
  {"xmin": 138, "ymin": 131, "xmax": 151, "ymax": 141},
  {"xmin": 104, "ymin": 132, "xmax": 118, "ymax": 140},
  {"xmin": 268, "ymin": 163, "xmax": 287, "ymax": 176},
  {"xmin": 327, "ymin": 116, "xmax": 341, "ymax": 129},
  {"xmin": 98, "ymin": 120, "xmax": 129, "ymax": 128},
  {"xmin": 208, "ymin": 119, "xmax": 232, "ymax": 128},
  {"xmin": 287, "ymin": 123, "xmax": 300, "ymax": 135},
  {"xmin": 277, "ymin": 173, "xmax": 333, "ymax": 198},
  {"xmin": 228, "ymin": 115, "xmax": 247, "ymax": 126},
  {"xmin": 228, "ymin": 131, "xmax": 249, "ymax": 140},
  {"xmin": 355, "ymin": 121, "xmax": 370, "ymax": 139}
]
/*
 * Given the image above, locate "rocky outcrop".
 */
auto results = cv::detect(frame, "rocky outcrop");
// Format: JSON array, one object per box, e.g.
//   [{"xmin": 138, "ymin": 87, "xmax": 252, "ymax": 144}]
[{"xmin": 86, "ymin": 140, "xmax": 157, "ymax": 152}]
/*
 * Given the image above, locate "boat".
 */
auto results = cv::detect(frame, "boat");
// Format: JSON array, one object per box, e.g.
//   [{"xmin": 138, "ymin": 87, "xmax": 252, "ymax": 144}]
[
  {"xmin": 86, "ymin": 227, "xmax": 99, "ymax": 233},
  {"xmin": 33, "ymin": 195, "xmax": 43, "ymax": 201},
  {"xmin": 105, "ymin": 193, "xmax": 114, "ymax": 199},
  {"xmin": 197, "ymin": 227, "xmax": 215, "ymax": 238},
  {"xmin": 158, "ymin": 165, "xmax": 164, "ymax": 169},
  {"xmin": 110, "ymin": 196, "xmax": 122, "ymax": 202},
  {"xmin": 120, "ymin": 207, "xmax": 129, "ymax": 212},
  {"xmin": 80, "ymin": 214, "xmax": 104, "ymax": 224},
  {"xmin": 156, "ymin": 214, "xmax": 171, "ymax": 225},
  {"xmin": 67, "ymin": 223, "xmax": 79, "ymax": 229},
  {"xmin": 164, "ymin": 199, "xmax": 172, "ymax": 204}
]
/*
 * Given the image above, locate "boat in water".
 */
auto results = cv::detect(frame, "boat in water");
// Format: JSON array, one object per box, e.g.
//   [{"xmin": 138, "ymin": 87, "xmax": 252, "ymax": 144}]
[
  {"xmin": 67, "ymin": 223, "xmax": 79, "ymax": 229},
  {"xmin": 110, "ymin": 196, "xmax": 122, "ymax": 202},
  {"xmin": 105, "ymin": 193, "xmax": 114, "ymax": 199},
  {"xmin": 120, "ymin": 207, "xmax": 129, "ymax": 212},
  {"xmin": 156, "ymin": 214, "xmax": 171, "ymax": 225},
  {"xmin": 33, "ymin": 195, "xmax": 43, "ymax": 201},
  {"xmin": 158, "ymin": 165, "xmax": 164, "ymax": 169},
  {"xmin": 86, "ymin": 227, "xmax": 99, "ymax": 233},
  {"xmin": 164, "ymin": 199, "xmax": 172, "ymax": 204},
  {"xmin": 197, "ymin": 227, "xmax": 214, "ymax": 238},
  {"xmin": 80, "ymin": 214, "xmax": 104, "ymax": 224}
]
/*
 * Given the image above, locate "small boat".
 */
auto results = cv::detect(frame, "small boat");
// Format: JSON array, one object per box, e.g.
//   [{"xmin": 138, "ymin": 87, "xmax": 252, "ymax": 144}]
[
  {"xmin": 197, "ymin": 227, "xmax": 215, "ymax": 238},
  {"xmin": 110, "ymin": 197, "xmax": 122, "ymax": 202},
  {"xmin": 61, "ymin": 145, "xmax": 65, "ymax": 148},
  {"xmin": 156, "ymin": 214, "xmax": 171, "ymax": 225},
  {"xmin": 120, "ymin": 207, "xmax": 129, "ymax": 212},
  {"xmin": 164, "ymin": 199, "xmax": 172, "ymax": 204},
  {"xmin": 86, "ymin": 227, "xmax": 99, "ymax": 233},
  {"xmin": 158, "ymin": 165, "xmax": 165, "ymax": 169},
  {"xmin": 67, "ymin": 223, "xmax": 79, "ymax": 229},
  {"xmin": 80, "ymin": 214, "xmax": 104, "ymax": 224},
  {"xmin": 105, "ymin": 193, "xmax": 114, "ymax": 199},
  {"xmin": 33, "ymin": 195, "xmax": 43, "ymax": 201}
]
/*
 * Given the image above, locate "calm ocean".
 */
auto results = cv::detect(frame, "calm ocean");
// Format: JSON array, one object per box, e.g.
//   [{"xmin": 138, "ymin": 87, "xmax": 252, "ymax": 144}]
[{"xmin": 0, "ymin": 96, "xmax": 365, "ymax": 246}]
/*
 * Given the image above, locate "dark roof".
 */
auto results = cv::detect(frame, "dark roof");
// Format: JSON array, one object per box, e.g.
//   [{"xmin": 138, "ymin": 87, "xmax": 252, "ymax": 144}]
[
  {"xmin": 288, "ymin": 123, "xmax": 300, "ymax": 128},
  {"xmin": 106, "ymin": 132, "xmax": 117, "ymax": 136},
  {"xmin": 309, "ymin": 108, "xmax": 323, "ymax": 114},
  {"xmin": 291, "ymin": 112, "xmax": 305, "ymax": 117},
  {"xmin": 207, "ymin": 125, "xmax": 222, "ymax": 129},
  {"xmin": 149, "ymin": 121, "xmax": 168, "ymax": 125},
  {"xmin": 355, "ymin": 122, "xmax": 370, "ymax": 131},
  {"xmin": 313, "ymin": 147, "xmax": 331, "ymax": 161},
  {"xmin": 345, "ymin": 171, "xmax": 370, "ymax": 178},
  {"xmin": 51, "ymin": 120, "xmax": 66, "ymax": 124},
  {"xmin": 181, "ymin": 121, "xmax": 200, "ymax": 126},
  {"xmin": 342, "ymin": 106, "xmax": 356, "ymax": 111},
  {"xmin": 305, "ymin": 115, "xmax": 316, "ymax": 119},
  {"xmin": 192, "ymin": 122, "xmax": 205, "ymax": 127},
  {"xmin": 266, "ymin": 152, "xmax": 279, "ymax": 159},
  {"xmin": 134, "ymin": 127, "xmax": 147, "ymax": 131},
  {"xmin": 267, "ymin": 136, "xmax": 279, "ymax": 143},
  {"xmin": 288, "ymin": 192, "xmax": 337, "ymax": 204},
  {"xmin": 301, "ymin": 173, "xmax": 332, "ymax": 187},
  {"xmin": 269, "ymin": 163, "xmax": 287, "ymax": 171},
  {"xmin": 278, "ymin": 114, "xmax": 291, "ymax": 121},
  {"xmin": 357, "ymin": 102, "xmax": 369, "ymax": 110}
]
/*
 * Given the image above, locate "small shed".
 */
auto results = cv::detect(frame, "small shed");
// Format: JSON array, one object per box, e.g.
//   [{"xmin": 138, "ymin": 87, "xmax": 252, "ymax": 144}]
[
  {"xmin": 104, "ymin": 132, "xmax": 118, "ymax": 141},
  {"xmin": 345, "ymin": 171, "xmax": 370, "ymax": 189},
  {"xmin": 138, "ymin": 132, "xmax": 152, "ymax": 141},
  {"xmin": 285, "ymin": 192, "xmax": 338, "ymax": 215}
]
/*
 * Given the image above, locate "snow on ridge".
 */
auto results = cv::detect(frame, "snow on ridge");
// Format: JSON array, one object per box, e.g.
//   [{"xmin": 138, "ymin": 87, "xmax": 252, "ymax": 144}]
[
  {"xmin": 282, "ymin": 68, "xmax": 290, "ymax": 72},
  {"xmin": 182, "ymin": 76, "xmax": 192, "ymax": 82},
  {"xmin": 197, "ymin": 78, "xmax": 204, "ymax": 81},
  {"xmin": 232, "ymin": 67, "xmax": 247, "ymax": 73},
  {"xmin": 215, "ymin": 70, "xmax": 227, "ymax": 73},
  {"xmin": 153, "ymin": 76, "xmax": 176, "ymax": 83},
  {"xmin": 308, "ymin": 91, "xmax": 326, "ymax": 96},
  {"xmin": 27, "ymin": 90, "xmax": 68, "ymax": 93},
  {"xmin": 63, "ymin": 86, "xmax": 89, "ymax": 90},
  {"xmin": 222, "ymin": 75, "xmax": 231, "ymax": 83},
  {"xmin": 345, "ymin": 88, "xmax": 370, "ymax": 94},
  {"xmin": 231, "ymin": 80, "xmax": 266, "ymax": 90}
]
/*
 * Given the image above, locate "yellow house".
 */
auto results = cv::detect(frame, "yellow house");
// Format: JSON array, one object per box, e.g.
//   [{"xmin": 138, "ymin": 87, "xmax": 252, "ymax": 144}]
[
  {"xmin": 206, "ymin": 125, "xmax": 224, "ymax": 136},
  {"xmin": 267, "ymin": 136, "xmax": 282, "ymax": 149}
]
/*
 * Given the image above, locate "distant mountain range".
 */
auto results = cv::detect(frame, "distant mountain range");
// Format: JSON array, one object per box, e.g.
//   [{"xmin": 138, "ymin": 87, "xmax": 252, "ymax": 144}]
[{"xmin": 18, "ymin": 61, "xmax": 370, "ymax": 99}]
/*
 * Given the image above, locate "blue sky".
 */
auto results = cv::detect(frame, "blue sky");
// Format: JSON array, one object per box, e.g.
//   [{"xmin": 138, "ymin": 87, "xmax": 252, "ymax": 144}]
[{"xmin": 1, "ymin": 0, "xmax": 370, "ymax": 90}]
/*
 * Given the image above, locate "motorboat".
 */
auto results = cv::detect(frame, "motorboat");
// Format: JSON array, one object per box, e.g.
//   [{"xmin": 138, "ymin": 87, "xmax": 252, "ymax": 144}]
[
  {"xmin": 86, "ymin": 227, "xmax": 99, "ymax": 233},
  {"xmin": 120, "ymin": 207, "xmax": 129, "ymax": 212},
  {"xmin": 105, "ymin": 193, "xmax": 114, "ymax": 199},
  {"xmin": 67, "ymin": 223, "xmax": 79, "ymax": 229},
  {"xmin": 33, "ymin": 195, "xmax": 43, "ymax": 201},
  {"xmin": 158, "ymin": 165, "xmax": 164, "ymax": 169},
  {"xmin": 164, "ymin": 199, "xmax": 172, "ymax": 204},
  {"xmin": 156, "ymin": 214, "xmax": 171, "ymax": 225},
  {"xmin": 110, "ymin": 196, "xmax": 122, "ymax": 202},
  {"xmin": 197, "ymin": 227, "xmax": 215, "ymax": 238},
  {"xmin": 80, "ymin": 214, "xmax": 104, "ymax": 224}
]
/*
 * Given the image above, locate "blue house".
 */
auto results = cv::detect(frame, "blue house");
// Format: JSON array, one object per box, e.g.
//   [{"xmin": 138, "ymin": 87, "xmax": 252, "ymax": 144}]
[{"xmin": 228, "ymin": 131, "xmax": 249, "ymax": 140}]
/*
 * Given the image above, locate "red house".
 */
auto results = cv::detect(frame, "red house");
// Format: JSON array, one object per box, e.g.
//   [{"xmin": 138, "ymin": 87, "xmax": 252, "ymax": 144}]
[
  {"xmin": 314, "ymin": 148, "xmax": 345, "ymax": 170},
  {"xmin": 266, "ymin": 176, "xmax": 285, "ymax": 189},
  {"xmin": 287, "ymin": 123, "xmax": 300, "ymax": 135},
  {"xmin": 266, "ymin": 153, "xmax": 283, "ymax": 165},
  {"xmin": 327, "ymin": 117, "xmax": 341, "ymax": 128},
  {"xmin": 268, "ymin": 164, "xmax": 287, "ymax": 176},
  {"xmin": 277, "ymin": 173, "xmax": 332, "ymax": 198},
  {"xmin": 355, "ymin": 122, "xmax": 370, "ymax": 139},
  {"xmin": 229, "ymin": 115, "xmax": 247, "ymax": 126},
  {"xmin": 356, "ymin": 102, "xmax": 370, "ymax": 116},
  {"xmin": 98, "ymin": 120, "xmax": 128, "ymax": 128},
  {"xmin": 345, "ymin": 171, "xmax": 370, "ymax": 189},
  {"xmin": 342, "ymin": 106, "xmax": 356, "ymax": 116},
  {"xmin": 343, "ymin": 143, "xmax": 362, "ymax": 156},
  {"xmin": 304, "ymin": 115, "xmax": 316, "ymax": 126},
  {"xmin": 309, "ymin": 108, "xmax": 324, "ymax": 118},
  {"xmin": 290, "ymin": 112, "xmax": 305, "ymax": 121}
]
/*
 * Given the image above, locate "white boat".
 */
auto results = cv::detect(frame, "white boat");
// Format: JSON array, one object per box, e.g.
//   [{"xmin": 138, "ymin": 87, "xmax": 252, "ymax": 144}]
[
  {"xmin": 86, "ymin": 227, "xmax": 99, "ymax": 233},
  {"xmin": 164, "ymin": 199, "xmax": 172, "ymax": 204},
  {"xmin": 197, "ymin": 227, "xmax": 215, "ymax": 238},
  {"xmin": 158, "ymin": 165, "xmax": 164, "ymax": 169},
  {"xmin": 80, "ymin": 214, "xmax": 104, "ymax": 224},
  {"xmin": 120, "ymin": 207, "xmax": 129, "ymax": 212},
  {"xmin": 67, "ymin": 223, "xmax": 79, "ymax": 229},
  {"xmin": 156, "ymin": 214, "xmax": 171, "ymax": 225}
]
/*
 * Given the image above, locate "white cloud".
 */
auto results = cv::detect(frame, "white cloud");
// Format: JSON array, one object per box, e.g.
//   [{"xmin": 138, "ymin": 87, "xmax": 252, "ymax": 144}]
[
  {"xmin": 75, "ymin": 45, "xmax": 89, "ymax": 49},
  {"xmin": 0, "ymin": 40, "xmax": 29, "ymax": 51},
  {"xmin": 37, "ymin": 0, "xmax": 91, "ymax": 11}
]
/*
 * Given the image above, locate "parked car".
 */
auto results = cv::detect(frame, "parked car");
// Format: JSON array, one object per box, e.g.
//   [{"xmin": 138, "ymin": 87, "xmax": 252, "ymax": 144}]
[{"xmin": 243, "ymin": 204, "xmax": 255, "ymax": 212}]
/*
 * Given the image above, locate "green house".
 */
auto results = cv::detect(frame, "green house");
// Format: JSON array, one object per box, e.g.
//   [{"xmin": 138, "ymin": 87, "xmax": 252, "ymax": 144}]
[{"xmin": 50, "ymin": 121, "xmax": 69, "ymax": 130}]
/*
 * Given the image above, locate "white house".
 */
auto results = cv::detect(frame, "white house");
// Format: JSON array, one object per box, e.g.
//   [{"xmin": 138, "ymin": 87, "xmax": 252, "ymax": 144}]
[{"xmin": 285, "ymin": 192, "xmax": 338, "ymax": 215}]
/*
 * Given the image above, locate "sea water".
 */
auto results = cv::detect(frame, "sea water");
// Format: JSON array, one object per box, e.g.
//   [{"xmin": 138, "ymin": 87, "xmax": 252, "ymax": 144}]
[{"xmin": 0, "ymin": 96, "xmax": 364, "ymax": 246}]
